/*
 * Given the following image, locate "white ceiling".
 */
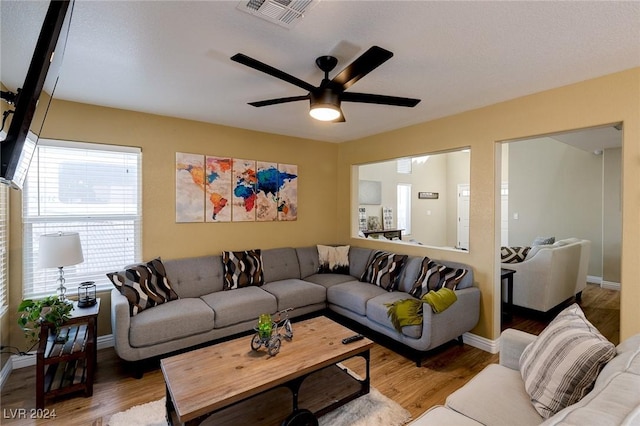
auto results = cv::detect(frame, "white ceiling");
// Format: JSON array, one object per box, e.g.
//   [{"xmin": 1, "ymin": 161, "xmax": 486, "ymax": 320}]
[{"xmin": 2, "ymin": 1, "xmax": 639, "ymax": 143}]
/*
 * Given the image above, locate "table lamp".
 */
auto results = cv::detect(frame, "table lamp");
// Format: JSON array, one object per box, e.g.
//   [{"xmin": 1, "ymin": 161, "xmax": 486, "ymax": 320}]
[{"xmin": 39, "ymin": 232, "xmax": 84, "ymax": 302}]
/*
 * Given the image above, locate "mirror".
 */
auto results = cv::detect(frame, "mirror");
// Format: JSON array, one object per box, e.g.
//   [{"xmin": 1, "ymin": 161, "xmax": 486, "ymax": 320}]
[{"xmin": 355, "ymin": 148, "xmax": 471, "ymax": 251}]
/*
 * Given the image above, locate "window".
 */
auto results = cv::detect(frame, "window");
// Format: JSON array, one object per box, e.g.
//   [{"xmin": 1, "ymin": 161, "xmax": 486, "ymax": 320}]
[
  {"xmin": 23, "ymin": 140, "xmax": 141, "ymax": 299},
  {"xmin": 0, "ymin": 184, "xmax": 8, "ymax": 315},
  {"xmin": 397, "ymin": 183, "xmax": 411, "ymax": 236},
  {"xmin": 396, "ymin": 158, "xmax": 411, "ymax": 174}
]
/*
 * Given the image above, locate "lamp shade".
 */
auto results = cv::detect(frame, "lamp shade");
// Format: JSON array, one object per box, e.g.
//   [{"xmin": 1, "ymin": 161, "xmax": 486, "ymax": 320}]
[
  {"xmin": 39, "ymin": 232, "xmax": 84, "ymax": 268},
  {"xmin": 309, "ymin": 90, "xmax": 342, "ymax": 121}
]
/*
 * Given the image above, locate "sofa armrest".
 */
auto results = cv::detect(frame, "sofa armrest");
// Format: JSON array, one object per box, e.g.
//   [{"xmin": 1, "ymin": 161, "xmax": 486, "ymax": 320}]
[
  {"xmin": 499, "ymin": 328, "xmax": 536, "ymax": 370},
  {"xmin": 110, "ymin": 288, "xmax": 134, "ymax": 360}
]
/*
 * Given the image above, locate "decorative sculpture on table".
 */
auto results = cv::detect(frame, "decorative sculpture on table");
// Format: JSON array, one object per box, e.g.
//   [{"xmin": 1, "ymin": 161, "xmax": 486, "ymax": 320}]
[{"xmin": 250, "ymin": 308, "xmax": 294, "ymax": 356}]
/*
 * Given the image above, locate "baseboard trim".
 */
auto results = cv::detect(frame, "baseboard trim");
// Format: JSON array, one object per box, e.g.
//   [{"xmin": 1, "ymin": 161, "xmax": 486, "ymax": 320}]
[
  {"xmin": 8, "ymin": 334, "xmax": 115, "ymax": 371},
  {"xmin": 0, "ymin": 357, "xmax": 13, "ymax": 391},
  {"xmin": 463, "ymin": 332, "xmax": 499, "ymax": 354},
  {"xmin": 587, "ymin": 275, "xmax": 602, "ymax": 285},
  {"xmin": 601, "ymin": 281, "xmax": 621, "ymax": 291}
]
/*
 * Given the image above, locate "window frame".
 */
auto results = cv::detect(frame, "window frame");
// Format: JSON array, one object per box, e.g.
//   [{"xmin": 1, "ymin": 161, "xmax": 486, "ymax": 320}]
[{"xmin": 22, "ymin": 139, "xmax": 142, "ymax": 299}]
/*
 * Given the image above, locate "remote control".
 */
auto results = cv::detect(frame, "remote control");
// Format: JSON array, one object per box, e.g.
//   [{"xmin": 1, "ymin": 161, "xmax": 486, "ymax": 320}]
[{"xmin": 342, "ymin": 334, "xmax": 364, "ymax": 344}]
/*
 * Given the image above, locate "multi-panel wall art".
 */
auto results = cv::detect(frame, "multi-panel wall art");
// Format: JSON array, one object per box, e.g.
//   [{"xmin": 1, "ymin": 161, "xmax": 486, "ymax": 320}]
[{"xmin": 175, "ymin": 152, "xmax": 298, "ymax": 223}]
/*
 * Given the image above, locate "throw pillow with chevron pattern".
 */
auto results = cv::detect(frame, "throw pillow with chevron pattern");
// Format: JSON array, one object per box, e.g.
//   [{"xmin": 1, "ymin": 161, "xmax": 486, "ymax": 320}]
[{"xmin": 501, "ymin": 246, "xmax": 531, "ymax": 263}]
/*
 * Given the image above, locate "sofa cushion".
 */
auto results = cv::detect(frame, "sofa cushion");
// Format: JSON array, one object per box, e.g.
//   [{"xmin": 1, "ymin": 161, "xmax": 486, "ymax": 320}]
[
  {"xmin": 200, "ymin": 286, "xmax": 277, "ymax": 328},
  {"xmin": 501, "ymin": 246, "xmax": 531, "ymax": 263},
  {"xmin": 296, "ymin": 246, "xmax": 320, "ymax": 278},
  {"xmin": 317, "ymin": 245, "xmax": 350, "ymax": 274},
  {"xmin": 327, "ymin": 281, "xmax": 387, "ymax": 316},
  {"xmin": 446, "ymin": 364, "xmax": 543, "ymax": 426},
  {"xmin": 410, "ymin": 406, "xmax": 484, "ymax": 426},
  {"xmin": 107, "ymin": 264, "xmax": 172, "ymax": 316},
  {"xmin": 129, "ymin": 298, "xmax": 215, "ymax": 347},
  {"xmin": 520, "ymin": 304, "xmax": 616, "ymax": 418},
  {"xmin": 360, "ymin": 251, "xmax": 408, "ymax": 291},
  {"xmin": 261, "ymin": 247, "xmax": 301, "ymax": 283},
  {"xmin": 222, "ymin": 249, "xmax": 264, "ymax": 289},
  {"xmin": 409, "ymin": 257, "xmax": 467, "ymax": 298},
  {"xmin": 367, "ymin": 292, "xmax": 422, "ymax": 338},
  {"xmin": 163, "ymin": 255, "xmax": 224, "ymax": 298},
  {"xmin": 348, "ymin": 246, "xmax": 374, "ymax": 279},
  {"xmin": 303, "ymin": 273, "xmax": 357, "ymax": 289},
  {"xmin": 261, "ymin": 279, "xmax": 326, "ymax": 311}
]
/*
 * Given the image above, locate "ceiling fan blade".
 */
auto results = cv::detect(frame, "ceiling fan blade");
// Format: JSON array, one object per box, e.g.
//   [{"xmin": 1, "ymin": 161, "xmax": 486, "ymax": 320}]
[
  {"xmin": 333, "ymin": 113, "xmax": 346, "ymax": 122},
  {"xmin": 331, "ymin": 46, "xmax": 394, "ymax": 91},
  {"xmin": 231, "ymin": 53, "xmax": 316, "ymax": 93},
  {"xmin": 342, "ymin": 92, "xmax": 421, "ymax": 107},
  {"xmin": 248, "ymin": 95, "xmax": 309, "ymax": 107}
]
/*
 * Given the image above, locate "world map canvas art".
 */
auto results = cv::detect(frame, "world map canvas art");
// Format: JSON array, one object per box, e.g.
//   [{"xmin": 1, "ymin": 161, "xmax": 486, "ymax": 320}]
[{"xmin": 175, "ymin": 152, "xmax": 298, "ymax": 223}]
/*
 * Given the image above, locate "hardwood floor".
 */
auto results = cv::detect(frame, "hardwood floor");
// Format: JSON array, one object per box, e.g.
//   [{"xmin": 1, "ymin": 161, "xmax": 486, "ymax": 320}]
[{"xmin": 1, "ymin": 284, "xmax": 618, "ymax": 425}]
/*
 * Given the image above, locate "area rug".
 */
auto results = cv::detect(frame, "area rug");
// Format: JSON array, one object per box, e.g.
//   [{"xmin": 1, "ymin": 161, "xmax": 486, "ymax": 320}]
[{"xmin": 107, "ymin": 387, "xmax": 411, "ymax": 426}]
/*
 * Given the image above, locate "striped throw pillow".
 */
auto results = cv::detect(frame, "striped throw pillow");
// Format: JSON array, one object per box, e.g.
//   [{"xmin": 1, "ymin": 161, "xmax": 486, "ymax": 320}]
[
  {"xmin": 519, "ymin": 304, "xmax": 616, "ymax": 418},
  {"xmin": 360, "ymin": 251, "xmax": 407, "ymax": 291}
]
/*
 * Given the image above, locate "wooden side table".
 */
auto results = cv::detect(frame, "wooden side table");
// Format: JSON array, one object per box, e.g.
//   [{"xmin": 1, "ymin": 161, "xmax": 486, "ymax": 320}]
[
  {"xmin": 36, "ymin": 299, "xmax": 100, "ymax": 409},
  {"xmin": 501, "ymin": 269, "xmax": 515, "ymax": 321}
]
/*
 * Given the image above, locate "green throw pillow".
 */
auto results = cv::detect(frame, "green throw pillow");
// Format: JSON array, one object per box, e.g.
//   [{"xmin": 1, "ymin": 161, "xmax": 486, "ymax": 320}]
[{"xmin": 422, "ymin": 287, "xmax": 458, "ymax": 313}]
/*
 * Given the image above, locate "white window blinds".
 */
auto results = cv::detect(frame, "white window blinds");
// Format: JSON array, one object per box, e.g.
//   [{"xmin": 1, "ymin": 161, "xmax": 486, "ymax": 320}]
[
  {"xmin": 0, "ymin": 184, "xmax": 8, "ymax": 315},
  {"xmin": 23, "ymin": 140, "xmax": 142, "ymax": 299}
]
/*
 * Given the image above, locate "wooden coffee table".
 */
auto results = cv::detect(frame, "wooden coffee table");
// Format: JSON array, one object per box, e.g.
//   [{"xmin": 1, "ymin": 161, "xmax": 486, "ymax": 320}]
[{"xmin": 161, "ymin": 316, "xmax": 373, "ymax": 425}]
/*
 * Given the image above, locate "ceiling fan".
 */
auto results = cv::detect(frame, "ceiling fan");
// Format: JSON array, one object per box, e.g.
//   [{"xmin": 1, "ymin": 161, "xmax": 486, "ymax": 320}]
[{"xmin": 230, "ymin": 46, "xmax": 421, "ymax": 122}]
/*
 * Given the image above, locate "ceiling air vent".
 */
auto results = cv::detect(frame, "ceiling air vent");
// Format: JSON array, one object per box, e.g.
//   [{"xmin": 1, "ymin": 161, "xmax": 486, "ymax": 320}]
[{"xmin": 237, "ymin": 0, "xmax": 318, "ymax": 29}]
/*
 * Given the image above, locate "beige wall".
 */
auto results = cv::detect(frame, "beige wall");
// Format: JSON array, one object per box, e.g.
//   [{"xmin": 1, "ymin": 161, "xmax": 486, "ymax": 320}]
[
  {"xmin": 5, "ymin": 100, "xmax": 339, "ymax": 351},
  {"xmin": 506, "ymin": 137, "xmax": 604, "ymax": 277},
  {"xmin": 603, "ymin": 147, "xmax": 622, "ymax": 284},
  {"xmin": 2, "ymin": 68, "xmax": 639, "ymax": 359},
  {"xmin": 338, "ymin": 68, "xmax": 640, "ymax": 341}
]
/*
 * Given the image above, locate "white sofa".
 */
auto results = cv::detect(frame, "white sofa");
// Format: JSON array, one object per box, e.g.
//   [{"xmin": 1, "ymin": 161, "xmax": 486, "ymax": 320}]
[
  {"xmin": 411, "ymin": 328, "xmax": 640, "ymax": 425},
  {"xmin": 501, "ymin": 238, "xmax": 589, "ymax": 312}
]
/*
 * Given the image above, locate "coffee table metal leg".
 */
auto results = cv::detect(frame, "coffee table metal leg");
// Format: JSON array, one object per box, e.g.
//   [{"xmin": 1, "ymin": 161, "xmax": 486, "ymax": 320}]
[
  {"xmin": 166, "ymin": 385, "xmax": 175, "ymax": 426},
  {"xmin": 362, "ymin": 348, "xmax": 370, "ymax": 395}
]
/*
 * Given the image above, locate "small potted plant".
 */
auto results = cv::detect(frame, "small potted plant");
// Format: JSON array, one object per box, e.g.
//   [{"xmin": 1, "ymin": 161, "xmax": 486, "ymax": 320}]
[{"xmin": 17, "ymin": 296, "xmax": 74, "ymax": 344}]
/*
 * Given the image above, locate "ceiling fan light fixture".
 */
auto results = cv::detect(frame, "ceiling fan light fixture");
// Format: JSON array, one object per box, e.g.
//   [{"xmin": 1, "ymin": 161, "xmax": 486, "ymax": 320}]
[{"xmin": 309, "ymin": 90, "xmax": 342, "ymax": 121}]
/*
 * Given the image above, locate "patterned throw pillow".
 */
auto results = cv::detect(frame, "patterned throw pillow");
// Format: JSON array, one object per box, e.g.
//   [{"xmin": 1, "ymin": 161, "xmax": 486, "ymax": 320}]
[
  {"xmin": 519, "ymin": 304, "xmax": 616, "ymax": 418},
  {"xmin": 501, "ymin": 246, "xmax": 531, "ymax": 263},
  {"xmin": 317, "ymin": 245, "xmax": 350, "ymax": 274},
  {"xmin": 107, "ymin": 263, "xmax": 174, "ymax": 316},
  {"xmin": 146, "ymin": 257, "xmax": 179, "ymax": 302},
  {"xmin": 360, "ymin": 251, "xmax": 407, "ymax": 291},
  {"xmin": 409, "ymin": 257, "xmax": 467, "ymax": 298},
  {"xmin": 222, "ymin": 249, "xmax": 264, "ymax": 290},
  {"xmin": 532, "ymin": 236, "xmax": 555, "ymax": 246}
]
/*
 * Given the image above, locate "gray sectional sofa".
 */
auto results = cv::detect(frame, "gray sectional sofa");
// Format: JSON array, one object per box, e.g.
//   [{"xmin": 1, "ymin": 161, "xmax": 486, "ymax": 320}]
[{"xmin": 110, "ymin": 246, "xmax": 480, "ymax": 367}]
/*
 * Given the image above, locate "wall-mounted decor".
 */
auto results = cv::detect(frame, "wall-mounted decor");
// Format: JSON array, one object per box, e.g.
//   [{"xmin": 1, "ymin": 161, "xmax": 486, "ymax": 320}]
[
  {"xmin": 358, "ymin": 207, "xmax": 367, "ymax": 231},
  {"xmin": 418, "ymin": 192, "xmax": 439, "ymax": 199},
  {"xmin": 176, "ymin": 152, "xmax": 206, "ymax": 223},
  {"xmin": 176, "ymin": 152, "xmax": 297, "ymax": 223},
  {"xmin": 206, "ymin": 156, "xmax": 232, "ymax": 222},
  {"xmin": 232, "ymin": 158, "xmax": 257, "ymax": 222},
  {"xmin": 359, "ymin": 180, "xmax": 381, "ymax": 205},
  {"xmin": 277, "ymin": 163, "xmax": 298, "ymax": 221},
  {"xmin": 382, "ymin": 207, "xmax": 394, "ymax": 229}
]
